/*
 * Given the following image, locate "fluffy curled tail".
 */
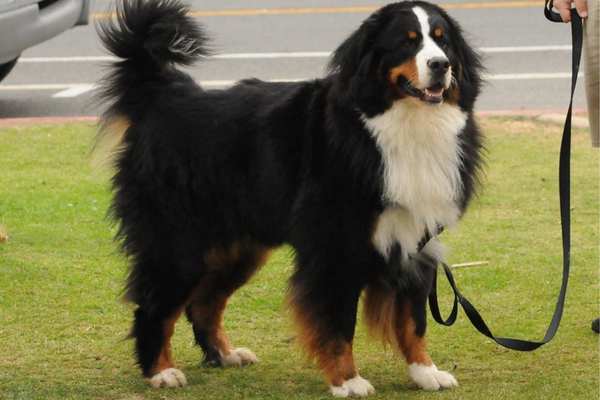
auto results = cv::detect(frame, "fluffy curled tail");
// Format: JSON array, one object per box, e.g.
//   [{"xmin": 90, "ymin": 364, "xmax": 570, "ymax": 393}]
[
  {"xmin": 94, "ymin": 0, "xmax": 209, "ymax": 169},
  {"xmin": 98, "ymin": 0, "xmax": 210, "ymax": 68}
]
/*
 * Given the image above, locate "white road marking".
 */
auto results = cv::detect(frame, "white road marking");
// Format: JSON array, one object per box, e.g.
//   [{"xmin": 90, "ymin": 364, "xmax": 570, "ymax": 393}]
[
  {"xmin": 17, "ymin": 45, "xmax": 572, "ymax": 63},
  {"xmin": 479, "ymin": 45, "xmax": 571, "ymax": 53},
  {"xmin": 486, "ymin": 72, "xmax": 574, "ymax": 80},
  {"xmin": 193, "ymin": 78, "xmax": 307, "ymax": 87},
  {"xmin": 0, "ymin": 84, "xmax": 78, "ymax": 90},
  {"xmin": 0, "ymin": 72, "xmax": 581, "ymax": 97},
  {"xmin": 52, "ymin": 85, "xmax": 96, "ymax": 98},
  {"xmin": 215, "ymin": 51, "xmax": 331, "ymax": 59},
  {"xmin": 19, "ymin": 56, "xmax": 117, "ymax": 63}
]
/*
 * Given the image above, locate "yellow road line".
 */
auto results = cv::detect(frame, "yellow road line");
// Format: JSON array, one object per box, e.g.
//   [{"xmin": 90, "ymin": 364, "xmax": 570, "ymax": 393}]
[
  {"xmin": 189, "ymin": 6, "xmax": 377, "ymax": 17},
  {"xmin": 93, "ymin": 1, "xmax": 543, "ymax": 19}
]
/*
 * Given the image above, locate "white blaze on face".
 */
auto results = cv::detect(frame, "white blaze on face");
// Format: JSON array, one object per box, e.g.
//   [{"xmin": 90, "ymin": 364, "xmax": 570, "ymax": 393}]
[{"xmin": 412, "ymin": 6, "xmax": 451, "ymax": 89}]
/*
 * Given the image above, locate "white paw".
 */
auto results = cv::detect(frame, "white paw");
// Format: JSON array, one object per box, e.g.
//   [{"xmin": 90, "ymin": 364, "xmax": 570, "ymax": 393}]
[
  {"xmin": 408, "ymin": 363, "xmax": 458, "ymax": 391},
  {"xmin": 148, "ymin": 367, "xmax": 187, "ymax": 388},
  {"xmin": 220, "ymin": 347, "xmax": 259, "ymax": 367},
  {"xmin": 330, "ymin": 375, "xmax": 375, "ymax": 397}
]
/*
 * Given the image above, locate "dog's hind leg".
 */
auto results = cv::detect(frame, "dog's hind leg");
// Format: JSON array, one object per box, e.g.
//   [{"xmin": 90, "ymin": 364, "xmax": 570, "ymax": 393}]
[
  {"xmin": 133, "ymin": 304, "xmax": 188, "ymax": 388},
  {"xmin": 186, "ymin": 241, "xmax": 270, "ymax": 367},
  {"xmin": 127, "ymin": 251, "xmax": 204, "ymax": 388}
]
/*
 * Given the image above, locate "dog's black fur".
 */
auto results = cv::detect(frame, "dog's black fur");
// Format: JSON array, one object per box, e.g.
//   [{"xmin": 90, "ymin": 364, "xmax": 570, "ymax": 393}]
[{"xmin": 97, "ymin": 0, "xmax": 483, "ymax": 390}]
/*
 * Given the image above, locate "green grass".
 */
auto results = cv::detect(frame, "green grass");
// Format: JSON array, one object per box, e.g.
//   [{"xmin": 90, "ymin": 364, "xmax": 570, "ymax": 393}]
[{"xmin": 0, "ymin": 118, "xmax": 598, "ymax": 400}]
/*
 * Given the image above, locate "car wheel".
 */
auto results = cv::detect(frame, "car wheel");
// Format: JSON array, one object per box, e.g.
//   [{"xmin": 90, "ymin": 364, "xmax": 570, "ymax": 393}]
[{"xmin": 0, "ymin": 58, "xmax": 18, "ymax": 82}]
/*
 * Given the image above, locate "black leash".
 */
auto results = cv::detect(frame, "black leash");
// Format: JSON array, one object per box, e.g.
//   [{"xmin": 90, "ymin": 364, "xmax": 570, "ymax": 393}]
[{"xmin": 428, "ymin": 1, "xmax": 583, "ymax": 351}]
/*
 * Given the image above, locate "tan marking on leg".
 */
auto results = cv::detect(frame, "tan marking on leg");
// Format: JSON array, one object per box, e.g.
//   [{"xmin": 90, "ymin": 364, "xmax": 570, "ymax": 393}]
[
  {"xmin": 363, "ymin": 284, "xmax": 431, "ymax": 365},
  {"xmin": 210, "ymin": 298, "xmax": 232, "ymax": 354},
  {"xmin": 320, "ymin": 341, "xmax": 357, "ymax": 386},
  {"xmin": 189, "ymin": 241, "xmax": 271, "ymax": 357},
  {"xmin": 396, "ymin": 302, "xmax": 432, "ymax": 365},
  {"xmin": 203, "ymin": 241, "xmax": 271, "ymax": 274},
  {"xmin": 152, "ymin": 307, "xmax": 184, "ymax": 375},
  {"xmin": 288, "ymin": 293, "xmax": 356, "ymax": 386},
  {"xmin": 363, "ymin": 282, "xmax": 397, "ymax": 346},
  {"xmin": 388, "ymin": 58, "xmax": 419, "ymax": 86},
  {"xmin": 188, "ymin": 293, "xmax": 233, "ymax": 356},
  {"xmin": 203, "ymin": 243, "xmax": 241, "ymax": 270},
  {"xmin": 288, "ymin": 293, "xmax": 319, "ymax": 359}
]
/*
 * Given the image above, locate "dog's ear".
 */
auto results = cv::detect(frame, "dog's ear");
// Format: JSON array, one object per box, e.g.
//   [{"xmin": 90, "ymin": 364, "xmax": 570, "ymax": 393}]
[
  {"xmin": 328, "ymin": 7, "xmax": 395, "ymax": 114},
  {"xmin": 442, "ymin": 13, "xmax": 483, "ymax": 110},
  {"xmin": 347, "ymin": 51, "xmax": 392, "ymax": 115},
  {"xmin": 328, "ymin": 9, "xmax": 389, "ymax": 83}
]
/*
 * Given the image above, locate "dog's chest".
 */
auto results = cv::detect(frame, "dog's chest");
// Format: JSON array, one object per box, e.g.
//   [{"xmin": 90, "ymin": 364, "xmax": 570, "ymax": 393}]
[{"xmin": 362, "ymin": 102, "xmax": 467, "ymax": 259}]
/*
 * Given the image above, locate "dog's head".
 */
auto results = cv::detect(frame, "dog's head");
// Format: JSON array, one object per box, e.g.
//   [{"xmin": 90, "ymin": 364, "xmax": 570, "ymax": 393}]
[{"xmin": 329, "ymin": 1, "xmax": 482, "ymax": 116}]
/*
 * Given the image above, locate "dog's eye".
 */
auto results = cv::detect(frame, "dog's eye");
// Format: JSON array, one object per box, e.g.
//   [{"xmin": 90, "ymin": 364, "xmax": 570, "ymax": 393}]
[
  {"xmin": 432, "ymin": 27, "xmax": 449, "ymax": 50},
  {"xmin": 402, "ymin": 31, "xmax": 420, "ymax": 47}
]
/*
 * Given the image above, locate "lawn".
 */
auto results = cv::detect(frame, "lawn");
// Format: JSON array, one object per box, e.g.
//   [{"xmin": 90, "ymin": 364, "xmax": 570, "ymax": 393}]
[{"xmin": 0, "ymin": 117, "xmax": 598, "ymax": 400}]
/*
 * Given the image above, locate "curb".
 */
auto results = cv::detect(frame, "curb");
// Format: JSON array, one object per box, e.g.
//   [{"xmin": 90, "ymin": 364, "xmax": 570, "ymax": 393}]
[
  {"xmin": 0, "ymin": 116, "xmax": 97, "ymax": 128},
  {"xmin": 0, "ymin": 110, "xmax": 590, "ymax": 129},
  {"xmin": 536, "ymin": 114, "xmax": 590, "ymax": 128},
  {"xmin": 477, "ymin": 108, "xmax": 589, "ymax": 129}
]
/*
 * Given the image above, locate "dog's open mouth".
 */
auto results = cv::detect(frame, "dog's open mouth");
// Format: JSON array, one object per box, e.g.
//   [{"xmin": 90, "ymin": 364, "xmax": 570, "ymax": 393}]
[
  {"xmin": 421, "ymin": 85, "xmax": 445, "ymax": 104},
  {"xmin": 398, "ymin": 78, "xmax": 445, "ymax": 104}
]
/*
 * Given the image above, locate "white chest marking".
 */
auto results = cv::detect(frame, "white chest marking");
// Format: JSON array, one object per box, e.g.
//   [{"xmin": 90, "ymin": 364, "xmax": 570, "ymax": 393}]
[{"xmin": 363, "ymin": 102, "xmax": 467, "ymax": 259}]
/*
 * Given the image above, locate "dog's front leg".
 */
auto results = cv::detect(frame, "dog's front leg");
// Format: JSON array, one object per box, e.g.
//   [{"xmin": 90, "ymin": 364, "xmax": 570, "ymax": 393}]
[
  {"xmin": 364, "ymin": 252, "xmax": 458, "ymax": 392},
  {"xmin": 395, "ymin": 295, "xmax": 458, "ymax": 391},
  {"xmin": 288, "ymin": 258, "xmax": 375, "ymax": 398}
]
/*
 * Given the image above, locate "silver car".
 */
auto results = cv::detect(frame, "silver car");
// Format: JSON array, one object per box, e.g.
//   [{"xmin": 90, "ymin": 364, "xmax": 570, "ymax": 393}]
[{"xmin": 0, "ymin": 0, "xmax": 91, "ymax": 81}]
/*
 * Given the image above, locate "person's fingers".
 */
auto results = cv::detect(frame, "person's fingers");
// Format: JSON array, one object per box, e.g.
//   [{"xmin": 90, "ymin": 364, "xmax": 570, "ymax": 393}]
[
  {"xmin": 553, "ymin": 0, "xmax": 573, "ymax": 22},
  {"xmin": 559, "ymin": 7, "xmax": 572, "ymax": 22},
  {"xmin": 574, "ymin": 0, "xmax": 588, "ymax": 18}
]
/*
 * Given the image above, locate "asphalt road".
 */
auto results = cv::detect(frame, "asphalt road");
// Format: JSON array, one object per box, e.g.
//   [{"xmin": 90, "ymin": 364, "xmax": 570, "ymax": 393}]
[{"xmin": 0, "ymin": 0, "xmax": 585, "ymax": 118}]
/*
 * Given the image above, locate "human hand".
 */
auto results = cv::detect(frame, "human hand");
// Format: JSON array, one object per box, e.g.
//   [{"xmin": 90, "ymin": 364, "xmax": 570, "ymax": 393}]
[{"xmin": 552, "ymin": 0, "xmax": 588, "ymax": 22}]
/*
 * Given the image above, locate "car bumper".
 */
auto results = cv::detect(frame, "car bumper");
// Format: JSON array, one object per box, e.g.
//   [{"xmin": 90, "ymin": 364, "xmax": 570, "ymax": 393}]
[{"xmin": 0, "ymin": 0, "xmax": 89, "ymax": 63}]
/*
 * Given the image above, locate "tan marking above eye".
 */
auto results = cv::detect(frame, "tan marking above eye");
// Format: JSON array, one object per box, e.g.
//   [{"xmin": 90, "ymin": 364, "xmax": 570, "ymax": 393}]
[
  {"xmin": 433, "ymin": 27, "xmax": 444, "ymax": 38},
  {"xmin": 408, "ymin": 31, "xmax": 417, "ymax": 39}
]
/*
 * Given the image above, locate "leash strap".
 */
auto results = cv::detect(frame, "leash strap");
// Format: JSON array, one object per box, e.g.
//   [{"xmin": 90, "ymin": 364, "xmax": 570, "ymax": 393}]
[{"xmin": 428, "ymin": 2, "xmax": 583, "ymax": 351}]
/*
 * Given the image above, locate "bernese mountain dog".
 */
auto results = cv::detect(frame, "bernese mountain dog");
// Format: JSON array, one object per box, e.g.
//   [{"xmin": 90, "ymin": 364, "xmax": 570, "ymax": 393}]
[{"xmin": 96, "ymin": 0, "xmax": 483, "ymax": 396}]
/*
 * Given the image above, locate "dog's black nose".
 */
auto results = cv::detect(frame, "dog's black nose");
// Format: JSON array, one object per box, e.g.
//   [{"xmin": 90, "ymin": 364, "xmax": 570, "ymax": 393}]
[{"xmin": 427, "ymin": 57, "xmax": 450, "ymax": 74}]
